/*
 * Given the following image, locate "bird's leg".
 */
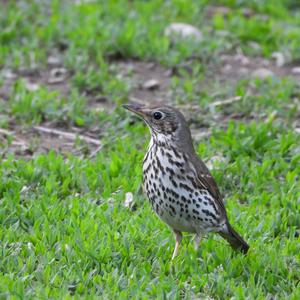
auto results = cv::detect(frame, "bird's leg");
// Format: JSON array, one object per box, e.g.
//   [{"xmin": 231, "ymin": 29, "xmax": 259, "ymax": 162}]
[
  {"xmin": 194, "ymin": 233, "xmax": 202, "ymax": 251},
  {"xmin": 172, "ymin": 230, "xmax": 182, "ymax": 260}
]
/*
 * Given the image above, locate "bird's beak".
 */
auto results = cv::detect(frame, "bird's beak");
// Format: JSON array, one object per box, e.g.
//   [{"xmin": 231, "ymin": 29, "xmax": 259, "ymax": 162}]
[{"xmin": 122, "ymin": 102, "xmax": 146, "ymax": 117}]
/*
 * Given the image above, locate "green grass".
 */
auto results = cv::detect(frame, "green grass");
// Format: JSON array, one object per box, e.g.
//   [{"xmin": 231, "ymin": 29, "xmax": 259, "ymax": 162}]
[
  {"xmin": 1, "ymin": 124, "xmax": 299, "ymax": 298},
  {"xmin": 2, "ymin": 0, "xmax": 300, "ymax": 68},
  {"xmin": 1, "ymin": 0, "xmax": 300, "ymax": 298}
]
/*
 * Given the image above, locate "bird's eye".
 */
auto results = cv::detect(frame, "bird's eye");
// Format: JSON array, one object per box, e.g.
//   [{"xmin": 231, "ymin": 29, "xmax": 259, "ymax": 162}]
[{"xmin": 153, "ymin": 111, "xmax": 163, "ymax": 120}]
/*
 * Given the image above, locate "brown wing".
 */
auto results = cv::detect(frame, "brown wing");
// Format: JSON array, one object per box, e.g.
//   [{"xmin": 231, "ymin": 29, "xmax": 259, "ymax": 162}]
[
  {"xmin": 189, "ymin": 152, "xmax": 227, "ymax": 219},
  {"xmin": 188, "ymin": 152, "xmax": 249, "ymax": 253}
]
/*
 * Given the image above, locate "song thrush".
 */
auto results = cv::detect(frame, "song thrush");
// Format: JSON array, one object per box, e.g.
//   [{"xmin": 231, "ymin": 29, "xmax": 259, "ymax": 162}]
[{"xmin": 123, "ymin": 103, "xmax": 249, "ymax": 259}]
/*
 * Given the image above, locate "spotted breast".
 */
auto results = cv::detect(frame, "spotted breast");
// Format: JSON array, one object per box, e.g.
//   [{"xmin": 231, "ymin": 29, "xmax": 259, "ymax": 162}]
[{"xmin": 142, "ymin": 136, "xmax": 226, "ymax": 235}]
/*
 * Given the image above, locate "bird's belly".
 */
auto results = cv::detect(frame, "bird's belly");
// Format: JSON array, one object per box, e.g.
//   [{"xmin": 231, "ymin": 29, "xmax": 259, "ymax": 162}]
[
  {"xmin": 143, "ymin": 167, "xmax": 222, "ymax": 234},
  {"xmin": 158, "ymin": 209, "xmax": 197, "ymax": 233},
  {"xmin": 143, "ymin": 145, "xmax": 224, "ymax": 234}
]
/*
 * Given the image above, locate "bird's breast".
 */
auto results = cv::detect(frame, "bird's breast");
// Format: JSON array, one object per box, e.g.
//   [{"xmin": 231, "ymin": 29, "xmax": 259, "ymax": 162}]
[{"xmin": 142, "ymin": 143, "xmax": 224, "ymax": 233}]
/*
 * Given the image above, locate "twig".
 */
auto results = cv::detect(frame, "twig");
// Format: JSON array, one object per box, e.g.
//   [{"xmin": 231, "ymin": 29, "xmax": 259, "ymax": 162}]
[
  {"xmin": 0, "ymin": 128, "xmax": 28, "ymax": 147},
  {"xmin": 89, "ymin": 144, "xmax": 104, "ymax": 158},
  {"xmin": 176, "ymin": 104, "xmax": 201, "ymax": 110},
  {"xmin": 0, "ymin": 128, "xmax": 14, "ymax": 137},
  {"xmin": 33, "ymin": 126, "xmax": 102, "ymax": 146},
  {"xmin": 209, "ymin": 96, "xmax": 242, "ymax": 108},
  {"xmin": 12, "ymin": 141, "xmax": 28, "ymax": 147}
]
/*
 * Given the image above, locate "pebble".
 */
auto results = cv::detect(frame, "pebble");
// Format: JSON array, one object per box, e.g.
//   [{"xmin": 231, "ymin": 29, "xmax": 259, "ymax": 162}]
[
  {"xmin": 271, "ymin": 52, "xmax": 285, "ymax": 67},
  {"xmin": 2, "ymin": 69, "xmax": 17, "ymax": 80},
  {"xmin": 291, "ymin": 67, "xmax": 300, "ymax": 74},
  {"xmin": 164, "ymin": 23, "xmax": 202, "ymax": 42},
  {"xmin": 25, "ymin": 81, "xmax": 40, "ymax": 91},
  {"xmin": 47, "ymin": 55, "xmax": 61, "ymax": 66},
  {"xmin": 143, "ymin": 79, "xmax": 160, "ymax": 90},
  {"xmin": 48, "ymin": 67, "xmax": 67, "ymax": 84},
  {"xmin": 251, "ymin": 68, "xmax": 274, "ymax": 79}
]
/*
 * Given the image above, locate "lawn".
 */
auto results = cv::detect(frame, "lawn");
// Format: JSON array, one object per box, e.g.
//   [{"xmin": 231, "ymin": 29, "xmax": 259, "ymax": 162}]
[{"xmin": 0, "ymin": 0, "xmax": 300, "ymax": 298}]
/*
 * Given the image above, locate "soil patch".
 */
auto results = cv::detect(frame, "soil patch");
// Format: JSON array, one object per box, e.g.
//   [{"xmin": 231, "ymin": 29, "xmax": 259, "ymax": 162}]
[
  {"xmin": 1, "ymin": 53, "xmax": 300, "ymax": 158},
  {"xmin": 217, "ymin": 53, "xmax": 300, "ymax": 83}
]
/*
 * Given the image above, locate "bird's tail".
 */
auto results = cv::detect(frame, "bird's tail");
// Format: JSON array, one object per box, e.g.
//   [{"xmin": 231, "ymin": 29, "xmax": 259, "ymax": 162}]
[{"xmin": 219, "ymin": 222, "xmax": 249, "ymax": 254}]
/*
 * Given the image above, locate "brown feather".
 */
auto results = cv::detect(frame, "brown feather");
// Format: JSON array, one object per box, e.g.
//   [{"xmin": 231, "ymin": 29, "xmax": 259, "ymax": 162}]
[
  {"xmin": 123, "ymin": 103, "xmax": 249, "ymax": 254},
  {"xmin": 188, "ymin": 152, "xmax": 249, "ymax": 254}
]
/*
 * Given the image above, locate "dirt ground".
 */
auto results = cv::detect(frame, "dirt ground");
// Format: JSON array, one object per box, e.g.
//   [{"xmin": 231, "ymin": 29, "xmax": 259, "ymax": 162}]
[{"xmin": 1, "ymin": 50, "xmax": 300, "ymax": 159}]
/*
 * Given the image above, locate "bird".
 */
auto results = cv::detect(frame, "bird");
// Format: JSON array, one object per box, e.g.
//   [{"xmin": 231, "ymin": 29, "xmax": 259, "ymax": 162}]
[{"xmin": 123, "ymin": 102, "xmax": 249, "ymax": 259}]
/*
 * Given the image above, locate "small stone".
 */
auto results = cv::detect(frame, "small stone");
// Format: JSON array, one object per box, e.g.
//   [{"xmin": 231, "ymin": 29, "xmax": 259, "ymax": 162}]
[
  {"xmin": 47, "ymin": 55, "xmax": 61, "ymax": 66},
  {"xmin": 143, "ymin": 79, "xmax": 160, "ymax": 90},
  {"xmin": 235, "ymin": 53, "xmax": 250, "ymax": 65},
  {"xmin": 48, "ymin": 68, "xmax": 67, "ymax": 84},
  {"xmin": 25, "ymin": 81, "xmax": 40, "ymax": 91},
  {"xmin": 2, "ymin": 69, "xmax": 17, "ymax": 80},
  {"xmin": 271, "ymin": 52, "xmax": 285, "ymax": 67},
  {"xmin": 164, "ymin": 23, "xmax": 202, "ymax": 42},
  {"xmin": 291, "ymin": 67, "xmax": 300, "ymax": 74},
  {"xmin": 251, "ymin": 68, "xmax": 274, "ymax": 79},
  {"xmin": 241, "ymin": 57, "xmax": 250, "ymax": 66}
]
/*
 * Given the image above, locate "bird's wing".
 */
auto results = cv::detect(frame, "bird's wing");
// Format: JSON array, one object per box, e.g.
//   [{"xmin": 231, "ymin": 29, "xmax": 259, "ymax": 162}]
[{"xmin": 189, "ymin": 153, "xmax": 227, "ymax": 218}]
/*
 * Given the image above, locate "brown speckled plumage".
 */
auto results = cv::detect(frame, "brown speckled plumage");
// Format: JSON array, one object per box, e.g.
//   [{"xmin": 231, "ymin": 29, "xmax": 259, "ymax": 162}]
[{"xmin": 123, "ymin": 103, "xmax": 249, "ymax": 259}]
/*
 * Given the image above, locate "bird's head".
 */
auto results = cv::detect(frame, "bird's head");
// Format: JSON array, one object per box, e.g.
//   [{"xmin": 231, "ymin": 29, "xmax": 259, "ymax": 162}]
[{"xmin": 123, "ymin": 102, "xmax": 192, "ymax": 147}]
